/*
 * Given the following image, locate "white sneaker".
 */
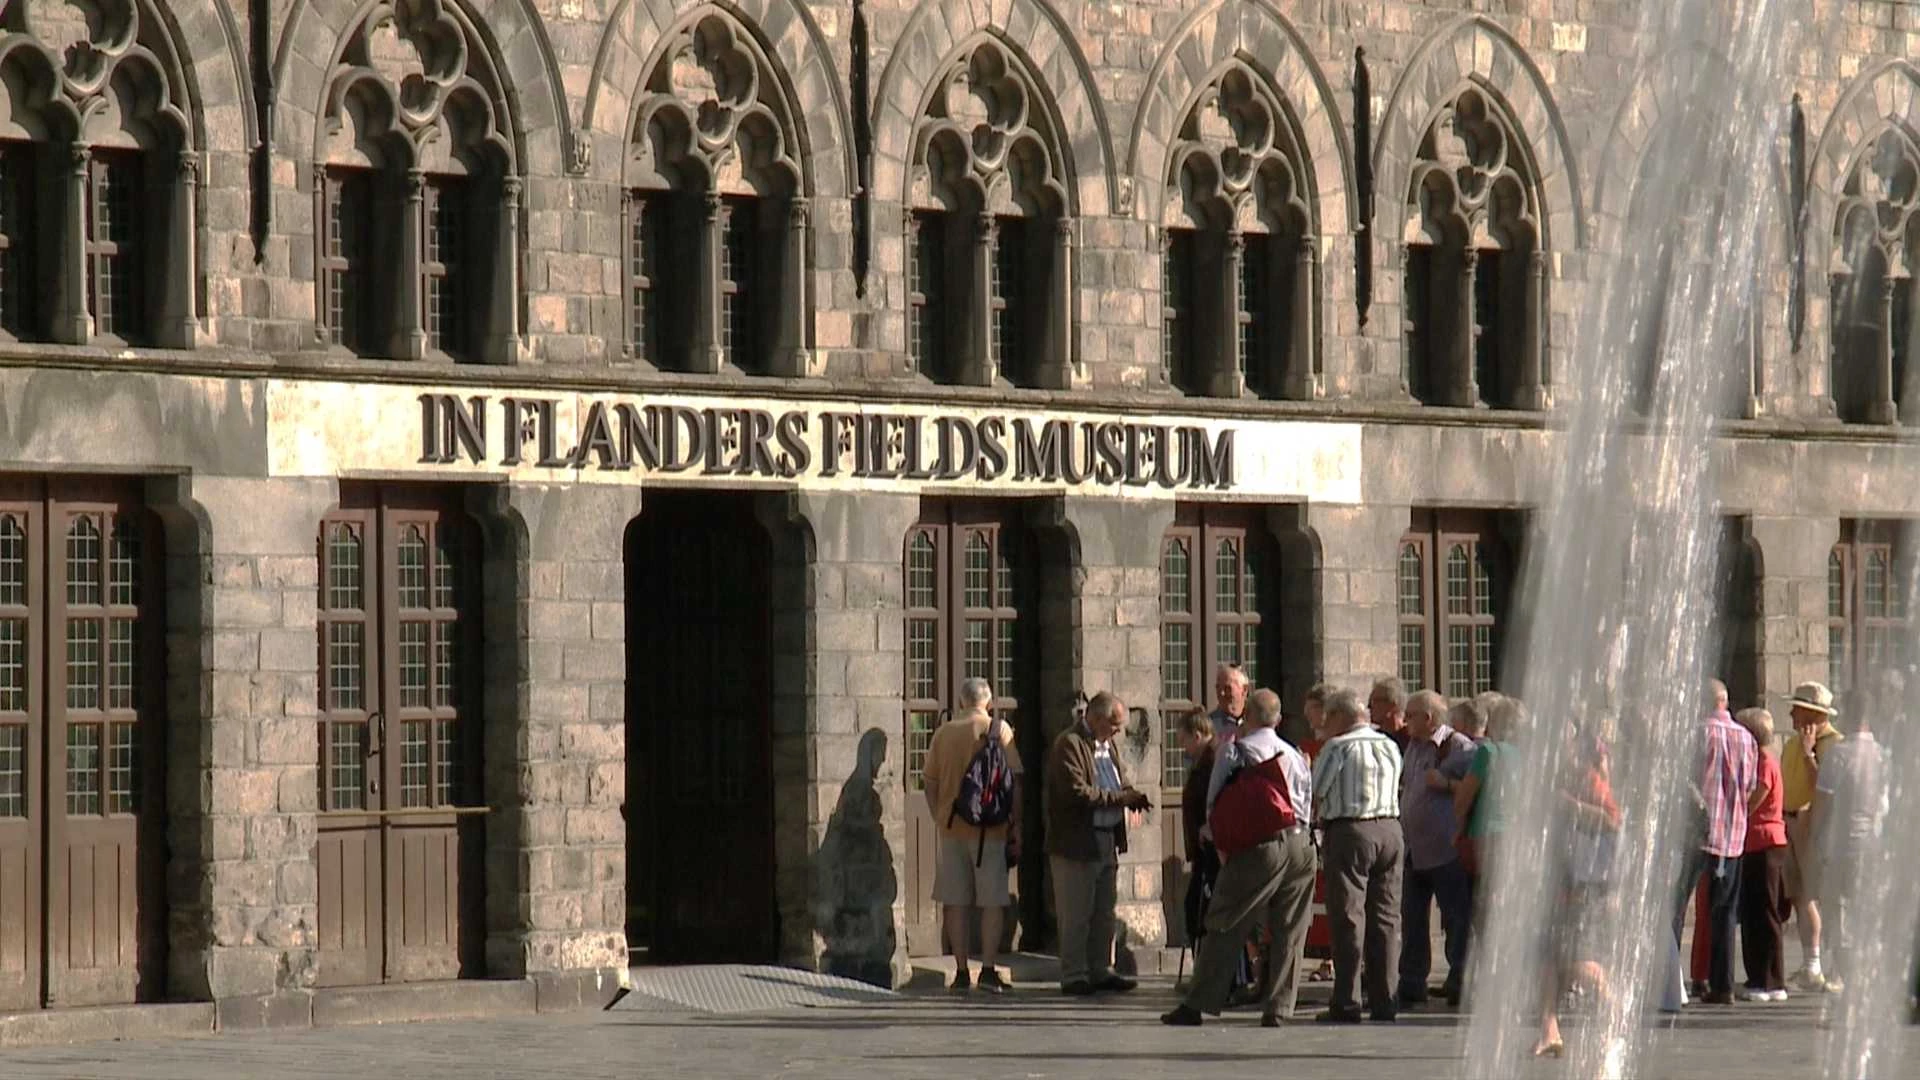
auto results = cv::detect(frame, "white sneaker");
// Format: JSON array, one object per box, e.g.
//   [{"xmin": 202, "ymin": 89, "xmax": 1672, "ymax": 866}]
[
  {"xmin": 1769, "ymin": 989, "xmax": 1791, "ymax": 1002},
  {"xmin": 1791, "ymin": 968, "xmax": 1828, "ymax": 992},
  {"xmin": 1737, "ymin": 987, "xmax": 1766, "ymax": 1001}
]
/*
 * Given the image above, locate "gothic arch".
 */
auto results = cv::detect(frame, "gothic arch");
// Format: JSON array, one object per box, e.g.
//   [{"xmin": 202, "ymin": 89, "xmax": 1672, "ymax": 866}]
[
  {"xmin": 0, "ymin": 0, "xmax": 206, "ymax": 152},
  {"xmin": 1810, "ymin": 61, "xmax": 1920, "ymax": 311},
  {"xmin": 579, "ymin": 0, "xmax": 850, "ymax": 198},
  {"xmin": 1373, "ymin": 15, "xmax": 1583, "ymax": 258},
  {"xmin": 1126, "ymin": 0, "xmax": 1351, "ymax": 234},
  {"xmin": 276, "ymin": 0, "xmax": 561, "ymax": 173},
  {"xmin": 871, "ymin": 0, "xmax": 1112, "ymax": 216}
]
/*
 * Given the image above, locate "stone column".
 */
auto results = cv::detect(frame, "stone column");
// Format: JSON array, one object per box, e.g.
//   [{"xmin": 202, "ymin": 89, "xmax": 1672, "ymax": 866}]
[
  {"xmin": 780, "ymin": 197, "xmax": 810, "ymax": 376},
  {"xmin": 695, "ymin": 191, "xmax": 725, "ymax": 374},
  {"xmin": 1049, "ymin": 496, "xmax": 1177, "ymax": 972},
  {"xmin": 56, "ymin": 144, "xmax": 90, "ymax": 344},
  {"xmin": 165, "ymin": 150, "xmax": 200, "ymax": 349},
  {"xmin": 783, "ymin": 490, "xmax": 917, "ymax": 987},
  {"xmin": 1516, "ymin": 249, "xmax": 1548, "ymax": 410},
  {"xmin": 1042, "ymin": 215, "xmax": 1074, "ymax": 389},
  {"xmin": 1869, "ymin": 275, "xmax": 1898, "ymax": 424},
  {"xmin": 394, "ymin": 169, "xmax": 427, "ymax": 361},
  {"xmin": 1210, "ymin": 230, "xmax": 1248, "ymax": 398},
  {"xmin": 1286, "ymin": 234, "xmax": 1317, "ymax": 399},
  {"xmin": 487, "ymin": 175, "xmax": 521, "ymax": 364},
  {"xmin": 148, "ymin": 474, "xmax": 336, "ymax": 1021},
  {"xmin": 968, "ymin": 212, "xmax": 998, "ymax": 386},
  {"xmin": 1750, "ymin": 515, "xmax": 1842, "ymax": 702},
  {"xmin": 1456, "ymin": 248, "xmax": 1482, "ymax": 408},
  {"xmin": 470, "ymin": 483, "xmax": 644, "ymax": 999},
  {"xmin": 1305, "ymin": 503, "xmax": 1410, "ymax": 691}
]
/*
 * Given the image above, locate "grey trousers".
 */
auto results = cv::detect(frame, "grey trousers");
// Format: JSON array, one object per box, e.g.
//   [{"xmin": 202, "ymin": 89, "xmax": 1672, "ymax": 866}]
[
  {"xmin": 1051, "ymin": 832, "xmax": 1119, "ymax": 986},
  {"xmin": 1182, "ymin": 829, "xmax": 1319, "ymax": 1019},
  {"xmin": 1323, "ymin": 818, "xmax": 1405, "ymax": 1012}
]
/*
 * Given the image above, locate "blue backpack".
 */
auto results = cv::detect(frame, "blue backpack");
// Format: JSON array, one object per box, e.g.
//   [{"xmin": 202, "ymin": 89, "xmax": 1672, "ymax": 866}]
[{"xmin": 948, "ymin": 713, "xmax": 1016, "ymax": 866}]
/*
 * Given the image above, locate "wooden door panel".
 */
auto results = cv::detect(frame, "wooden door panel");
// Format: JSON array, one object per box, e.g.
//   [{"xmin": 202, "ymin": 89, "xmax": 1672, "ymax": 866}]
[
  {"xmin": 0, "ymin": 837, "xmax": 35, "ymax": 1011},
  {"xmin": 388, "ymin": 821, "xmax": 460, "ymax": 981},
  {"xmin": 316, "ymin": 820, "xmax": 381, "ymax": 988}
]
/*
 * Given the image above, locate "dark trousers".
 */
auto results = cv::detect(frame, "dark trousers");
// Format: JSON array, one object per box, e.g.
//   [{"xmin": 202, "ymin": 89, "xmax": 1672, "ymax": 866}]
[
  {"xmin": 1399, "ymin": 857, "xmax": 1472, "ymax": 1000},
  {"xmin": 1181, "ymin": 830, "xmax": 1318, "ymax": 1019},
  {"xmin": 1739, "ymin": 845, "xmax": 1789, "ymax": 991},
  {"xmin": 1673, "ymin": 850, "xmax": 1741, "ymax": 996},
  {"xmin": 1323, "ymin": 819, "xmax": 1404, "ymax": 1013}
]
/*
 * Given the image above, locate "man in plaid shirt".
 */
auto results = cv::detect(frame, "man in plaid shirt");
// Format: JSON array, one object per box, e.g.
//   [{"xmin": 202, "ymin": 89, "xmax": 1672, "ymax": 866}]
[{"xmin": 1671, "ymin": 679, "xmax": 1758, "ymax": 1005}]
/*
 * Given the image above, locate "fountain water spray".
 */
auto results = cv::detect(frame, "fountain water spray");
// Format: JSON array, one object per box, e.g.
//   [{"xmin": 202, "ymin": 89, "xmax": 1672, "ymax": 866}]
[{"xmin": 1459, "ymin": 2, "xmax": 1807, "ymax": 1076}]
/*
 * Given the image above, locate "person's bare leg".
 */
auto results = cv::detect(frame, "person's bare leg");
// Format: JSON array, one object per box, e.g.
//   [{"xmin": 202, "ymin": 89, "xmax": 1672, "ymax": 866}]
[
  {"xmin": 944, "ymin": 905, "xmax": 972, "ymax": 980},
  {"xmin": 980, "ymin": 904, "xmax": 1005, "ymax": 975},
  {"xmin": 1796, "ymin": 898, "xmax": 1822, "ymax": 964},
  {"xmin": 1536, "ymin": 965, "xmax": 1564, "ymax": 1056}
]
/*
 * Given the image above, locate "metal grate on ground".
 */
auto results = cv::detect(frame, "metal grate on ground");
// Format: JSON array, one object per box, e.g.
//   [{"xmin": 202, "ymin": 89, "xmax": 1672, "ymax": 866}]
[{"xmin": 613, "ymin": 966, "xmax": 896, "ymax": 1014}]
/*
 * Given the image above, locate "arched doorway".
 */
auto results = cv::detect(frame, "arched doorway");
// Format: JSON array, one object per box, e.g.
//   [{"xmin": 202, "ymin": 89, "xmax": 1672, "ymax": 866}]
[{"xmin": 624, "ymin": 492, "xmax": 777, "ymax": 963}]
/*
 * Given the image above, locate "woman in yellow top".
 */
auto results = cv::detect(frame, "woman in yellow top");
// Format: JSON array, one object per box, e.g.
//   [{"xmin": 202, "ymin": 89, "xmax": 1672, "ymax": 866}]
[{"xmin": 1780, "ymin": 682, "xmax": 1842, "ymax": 991}]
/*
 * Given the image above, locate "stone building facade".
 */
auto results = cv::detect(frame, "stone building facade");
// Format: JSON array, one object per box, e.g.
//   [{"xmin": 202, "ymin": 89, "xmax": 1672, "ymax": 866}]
[{"xmin": 0, "ymin": 0, "xmax": 1914, "ymax": 1029}]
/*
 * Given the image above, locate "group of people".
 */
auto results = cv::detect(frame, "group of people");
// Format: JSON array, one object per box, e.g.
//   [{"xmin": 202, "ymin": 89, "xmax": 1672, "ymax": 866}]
[{"xmin": 916, "ymin": 666, "xmax": 1895, "ymax": 1045}]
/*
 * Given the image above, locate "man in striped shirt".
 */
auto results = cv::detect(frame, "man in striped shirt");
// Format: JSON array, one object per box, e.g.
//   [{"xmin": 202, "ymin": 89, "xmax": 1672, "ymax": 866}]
[
  {"xmin": 1311, "ymin": 688, "xmax": 1405, "ymax": 1023},
  {"xmin": 1672, "ymin": 679, "xmax": 1757, "ymax": 1005}
]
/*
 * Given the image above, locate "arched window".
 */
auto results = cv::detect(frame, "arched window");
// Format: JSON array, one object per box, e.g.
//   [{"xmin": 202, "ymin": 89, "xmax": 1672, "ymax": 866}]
[
  {"xmin": 1398, "ymin": 511, "xmax": 1510, "ymax": 697},
  {"xmin": 1162, "ymin": 64, "xmax": 1315, "ymax": 400},
  {"xmin": 626, "ymin": 13, "xmax": 807, "ymax": 376},
  {"xmin": 0, "ymin": 1, "xmax": 199, "ymax": 348},
  {"xmin": 1404, "ymin": 87, "xmax": 1547, "ymax": 410},
  {"xmin": 1827, "ymin": 521, "xmax": 1907, "ymax": 694},
  {"xmin": 1830, "ymin": 131, "xmax": 1920, "ymax": 424},
  {"xmin": 907, "ymin": 41, "xmax": 1071, "ymax": 390},
  {"xmin": 316, "ymin": 1, "xmax": 520, "ymax": 363}
]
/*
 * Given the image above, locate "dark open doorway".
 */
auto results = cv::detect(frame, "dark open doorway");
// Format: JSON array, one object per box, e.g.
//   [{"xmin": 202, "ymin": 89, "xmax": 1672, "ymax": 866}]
[{"xmin": 624, "ymin": 491, "xmax": 777, "ymax": 964}]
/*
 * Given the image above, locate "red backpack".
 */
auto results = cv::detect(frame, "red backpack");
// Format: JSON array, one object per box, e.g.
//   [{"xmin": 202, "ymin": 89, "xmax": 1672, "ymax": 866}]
[{"xmin": 1209, "ymin": 755, "xmax": 1299, "ymax": 858}]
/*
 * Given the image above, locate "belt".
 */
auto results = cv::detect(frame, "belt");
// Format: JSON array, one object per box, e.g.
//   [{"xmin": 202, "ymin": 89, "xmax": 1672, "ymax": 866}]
[
  {"xmin": 1323, "ymin": 816, "xmax": 1394, "ymax": 826},
  {"xmin": 1278, "ymin": 823, "xmax": 1309, "ymax": 839}
]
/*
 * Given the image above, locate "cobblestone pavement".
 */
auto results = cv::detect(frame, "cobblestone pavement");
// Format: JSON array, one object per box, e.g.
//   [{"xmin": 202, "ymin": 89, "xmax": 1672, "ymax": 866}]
[{"xmin": 0, "ymin": 979, "xmax": 1910, "ymax": 1080}]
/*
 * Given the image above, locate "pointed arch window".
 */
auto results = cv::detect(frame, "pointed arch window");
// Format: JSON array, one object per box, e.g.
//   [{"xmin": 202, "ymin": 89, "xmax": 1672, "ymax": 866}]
[
  {"xmin": 907, "ymin": 41, "xmax": 1073, "ymax": 390},
  {"xmin": 1404, "ymin": 87, "xmax": 1547, "ymax": 410},
  {"xmin": 1162, "ymin": 64, "xmax": 1316, "ymax": 400},
  {"xmin": 316, "ymin": 1, "xmax": 521, "ymax": 363},
  {"xmin": 1400, "ymin": 511, "xmax": 1511, "ymax": 697},
  {"xmin": 625, "ymin": 14, "xmax": 809, "ymax": 377},
  {"xmin": 0, "ymin": 3, "xmax": 200, "ymax": 348},
  {"xmin": 1830, "ymin": 131, "xmax": 1920, "ymax": 424},
  {"xmin": 1830, "ymin": 521, "xmax": 1908, "ymax": 694}
]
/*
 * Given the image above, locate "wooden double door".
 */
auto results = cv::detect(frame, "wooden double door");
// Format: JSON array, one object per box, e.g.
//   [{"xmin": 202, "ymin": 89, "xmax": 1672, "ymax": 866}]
[
  {"xmin": 625, "ymin": 493, "xmax": 776, "ymax": 963},
  {"xmin": 316, "ymin": 487, "xmax": 483, "ymax": 987},
  {"xmin": 0, "ymin": 479, "xmax": 166, "ymax": 1010}
]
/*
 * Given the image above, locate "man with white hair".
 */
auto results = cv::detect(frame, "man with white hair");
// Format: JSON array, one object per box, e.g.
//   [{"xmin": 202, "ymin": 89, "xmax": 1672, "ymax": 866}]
[
  {"xmin": 1396, "ymin": 689, "xmax": 1474, "ymax": 1008},
  {"xmin": 1312, "ymin": 688, "xmax": 1405, "ymax": 1023},
  {"xmin": 1045, "ymin": 691, "xmax": 1153, "ymax": 995},
  {"xmin": 1160, "ymin": 689, "xmax": 1316, "ymax": 1027},
  {"xmin": 1210, "ymin": 664, "xmax": 1250, "ymax": 742},
  {"xmin": 921, "ymin": 677, "xmax": 1022, "ymax": 993}
]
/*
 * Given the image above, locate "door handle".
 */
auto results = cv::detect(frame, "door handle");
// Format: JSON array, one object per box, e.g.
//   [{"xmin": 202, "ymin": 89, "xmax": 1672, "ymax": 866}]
[{"xmin": 366, "ymin": 710, "xmax": 384, "ymax": 796}]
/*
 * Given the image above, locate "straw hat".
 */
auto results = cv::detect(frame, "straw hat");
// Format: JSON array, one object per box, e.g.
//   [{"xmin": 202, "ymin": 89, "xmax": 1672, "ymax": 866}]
[{"xmin": 1787, "ymin": 682, "xmax": 1836, "ymax": 717}]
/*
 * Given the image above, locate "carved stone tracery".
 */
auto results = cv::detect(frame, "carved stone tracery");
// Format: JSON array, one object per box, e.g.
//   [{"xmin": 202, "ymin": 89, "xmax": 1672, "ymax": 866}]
[
  {"xmin": 321, "ymin": 0, "xmax": 514, "ymax": 176},
  {"xmin": 1407, "ymin": 87, "xmax": 1537, "ymax": 251},
  {"xmin": 910, "ymin": 40, "xmax": 1067, "ymax": 218},
  {"xmin": 1830, "ymin": 129, "xmax": 1920, "ymax": 423},
  {"xmin": 629, "ymin": 12, "xmax": 800, "ymax": 198},
  {"xmin": 1165, "ymin": 63, "xmax": 1309, "ymax": 238}
]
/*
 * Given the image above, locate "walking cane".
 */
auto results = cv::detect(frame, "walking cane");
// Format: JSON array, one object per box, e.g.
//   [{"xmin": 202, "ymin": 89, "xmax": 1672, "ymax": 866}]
[{"xmin": 1176, "ymin": 943, "xmax": 1188, "ymax": 990}]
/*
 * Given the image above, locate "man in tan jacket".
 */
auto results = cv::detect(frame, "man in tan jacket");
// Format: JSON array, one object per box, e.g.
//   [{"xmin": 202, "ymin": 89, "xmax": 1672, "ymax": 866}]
[
  {"xmin": 1045, "ymin": 691, "xmax": 1152, "ymax": 995},
  {"xmin": 921, "ymin": 677, "xmax": 1022, "ymax": 994}
]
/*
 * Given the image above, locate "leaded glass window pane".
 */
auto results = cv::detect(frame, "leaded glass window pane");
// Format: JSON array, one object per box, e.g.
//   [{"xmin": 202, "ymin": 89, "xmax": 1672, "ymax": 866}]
[
  {"xmin": 996, "ymin": 542, "xmax": 1016, "ymax": 609},
  {"xmin": 0, "ymin": 618, "xmax": 23, "ymax": 712},
  {"xmin": 109, "ymin": 520, "xmax": 139, "ymax": 606},
  {"xmin": 907, "ymin": 533, "xmax": 937, "ymax": 609},
  {"xmin": 0, "ymin": 725, "xmax": 20, "ymax": 817},
  {"xmin": 1214, "ymin": 540, "xmax": 1240, "ymax": 614},
  {"xmin": 1446, "ymin": 625, "xmax": 1472, "ymax": 699},
  {"xmin": 1399, "ymin": 625, "xmax": 1425, "ymax": 691},
  {"xmin": 1161, "ymin": 717, "xmax": 1186, "ymax": 790},
  {"xmin": 995, "ymin": 620, "xmax": 1015, "ymax": 700},
  {"xmin": 1163, "ymin": 540, "xmax": 1191, "ymax": 614},
  {"xmin": 1473, "ymin": 625, "xmax": 1494, "ymax": 694},
  {"xmin": 1445, "ymin": 545, "xmax": 1470, "ymax": 615},
  {"xmin": 963, "ymin": 533, "xmax": 992, "ymax": 608},
  {"xmin": 964, "ymin": 618, "xmax": 990, "ymax": 680},
  {"xmin": 398, "ymin": 526, "xmax": 428, "ymax": 610},
  {"xmin": 436, "ymin": 720, "xmax": 458, "ymax": 805},
  {"xmin": 1829, "ymin": 549, "xmax": 1846, "ymax": 618},
  {"xmin": 1242, "ymin": 624, "xmax": 1259, "ymax": 686},
  {"xmin": 1216, "ymin": 623, "xmax": 1240, "ymax": 669},
  {"xmin": 327, "ymin": 722, "xmax": 365, "ymax": 810},
  {"xmin": 1473, "ymin": 550, "xmax": 1494, "ymax": 616},
  {"xmin": 401, "ymin": 720, "xmax": 430, "ymax": 809},
  {"xmin": 1830, "ymin": 625, "xmax": 1849, "ymax": 691},
  {"xmin": 434, "ymin": 626, "xmax": 454, "ymax": 709},
  {"xmin": 67, "ymin": 517, "xmax": 100, "ymax": 605},
  {"xmin": 1865, "ymin": 551, "xmax": 1889, "ymax": 618},
  {"xmin": 907, "ymin": 711, "xmax": 936, "ymax": 791},
  {"xmin": 327, "ymin": 622, "xmax": 364, "ymax": 711},
  {"xmin": 66, "ymin": 724, "xmax": 100, "ymax": 815},
  {"xmin": 398, "ymin": 621, "xmax": 429, "ymax": 709},
  {"xmin": 433, "ymin": 532, "xmax": 457, "ymax": 610},
  {"xmin": 907, "ymin": 618, "xmax": 937, "ymax": 700},
  {"xmin": 0, "ymin": 515, "xmax": 22, "ymax": 607},
  {"xmin": 66, "ymin": 618, "xmax": 100, "ymax": 710},
  {"xmin": 106, "ymin": 721, "xmax": 134, "ymax": 814},
  {"xmin": 1162, "ymin": 623, "xmax": 1191, "ymax": 702},
  {"xmin": 1398, "ymin": 544, "xmax": 1423, "ymax": 615},
  {"xmin": 327, "ymin": 524, "xmax": 363, "ymax": 611},
  {"xmin": 107, "ymin": 616, "xmax": 134, "ymax": 710}
]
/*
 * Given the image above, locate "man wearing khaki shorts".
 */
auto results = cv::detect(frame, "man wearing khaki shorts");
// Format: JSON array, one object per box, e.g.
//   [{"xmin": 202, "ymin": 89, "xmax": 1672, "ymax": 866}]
[
  {"xmin": 922, "ymin": 677, "xmax": 1023, "ymax": 993},
  {"xmin": 1781, "ymin": 682, "xmax": 1842, "ymax": 991}
]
